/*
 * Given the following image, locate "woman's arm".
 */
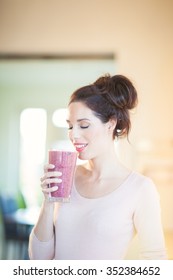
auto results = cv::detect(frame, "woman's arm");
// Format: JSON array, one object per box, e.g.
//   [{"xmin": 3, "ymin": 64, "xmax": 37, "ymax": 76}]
[
  {"xmin": 134, "ymin": 179, "xmax": 167, "ymax": 259},
  {"xmin": 28, "ymin": 200, "xmax": 55, "ymax": 259},
  {"xmin": 28, "ymin": 164, "xmax": 62, "ymax": 259},
  {"xmin": 33, "ymin": 200, "xmax": 55, "ymax": 241}
]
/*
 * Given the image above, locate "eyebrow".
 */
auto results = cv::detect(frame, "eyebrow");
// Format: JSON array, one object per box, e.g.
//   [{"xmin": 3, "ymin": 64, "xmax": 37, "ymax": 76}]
[{"xmin": 66, "ymin": 118, "xmax": 90, "ymax": 123}]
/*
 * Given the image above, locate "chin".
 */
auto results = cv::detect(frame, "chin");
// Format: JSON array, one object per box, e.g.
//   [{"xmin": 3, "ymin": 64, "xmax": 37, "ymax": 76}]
[
  {"xmin": 79, "ymin": 153, "xmax": 96, "ymax": 162},
  {"xmin": 78, "ymin": 152, "xmax": 90, "ymax": 161},
  {"xmin": 78, "ymin": 154, "xmax": 86, "ymax": 160}
]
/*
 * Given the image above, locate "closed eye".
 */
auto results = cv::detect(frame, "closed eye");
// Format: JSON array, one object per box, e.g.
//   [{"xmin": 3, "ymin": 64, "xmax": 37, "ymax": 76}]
[
  {"xmin": 80, "ymin": 125, "xmax": 89, "ymax": 129},
  {"xmin": 68, "ymin": 125, "xmax": 89, "ymax": 130},
  {"xmin": 66, "ymin": 119, "xmax": 90, "ymax": 130}
]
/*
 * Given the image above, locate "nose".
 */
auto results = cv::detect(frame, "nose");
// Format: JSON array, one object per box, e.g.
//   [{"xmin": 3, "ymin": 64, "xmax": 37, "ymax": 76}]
[{"xmin": 68, "ymin": 127, "xmax": 80, "ymax": 142}]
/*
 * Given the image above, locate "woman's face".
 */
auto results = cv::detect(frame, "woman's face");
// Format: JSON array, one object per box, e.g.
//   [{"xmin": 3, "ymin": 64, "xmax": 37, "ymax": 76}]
[{"xmin": 67, "ymin": 102, "xmax": 115, "ymax": 160}]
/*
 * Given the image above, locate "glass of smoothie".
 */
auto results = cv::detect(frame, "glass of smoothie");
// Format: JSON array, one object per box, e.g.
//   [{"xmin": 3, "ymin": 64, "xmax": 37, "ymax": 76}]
[{"xmin": 48, "ymin": 150, "xmax": 77, "ymax": 202}]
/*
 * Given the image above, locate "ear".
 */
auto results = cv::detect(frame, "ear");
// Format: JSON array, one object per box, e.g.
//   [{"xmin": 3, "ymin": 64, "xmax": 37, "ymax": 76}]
[{"xmin": 107, "ymin": 118, "xmax": 117, "ymax": 132}]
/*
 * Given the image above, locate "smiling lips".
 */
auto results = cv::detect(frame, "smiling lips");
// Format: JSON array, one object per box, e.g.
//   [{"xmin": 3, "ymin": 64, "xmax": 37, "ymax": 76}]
[{"xmin": 74, "ymin": 143, "xmax": 88, "ymax": 152}]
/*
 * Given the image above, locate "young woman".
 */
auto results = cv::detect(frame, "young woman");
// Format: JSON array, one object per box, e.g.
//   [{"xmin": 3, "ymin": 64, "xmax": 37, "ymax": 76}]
[{"xmin": 29, "ymin": 74, "xmax": 167, "ymax": 260}]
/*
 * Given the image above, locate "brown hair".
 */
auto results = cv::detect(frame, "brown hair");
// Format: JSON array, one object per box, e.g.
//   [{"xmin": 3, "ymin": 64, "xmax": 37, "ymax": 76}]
[{"xmin": 69, "ymin": 74, "xmax": 138, "ymax": 139}]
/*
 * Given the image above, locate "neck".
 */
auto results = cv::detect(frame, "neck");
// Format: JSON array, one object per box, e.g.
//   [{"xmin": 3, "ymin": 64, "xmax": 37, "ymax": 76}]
[{"xmin": 85, "ymin": 143, "xmax": 123, "ymax": 180}]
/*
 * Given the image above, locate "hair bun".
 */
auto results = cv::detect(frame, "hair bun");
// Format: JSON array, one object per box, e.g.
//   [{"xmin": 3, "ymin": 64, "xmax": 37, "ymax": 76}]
[{"xmin": 94, "ymin": 74, "xmax": 138, "ymax": 110}]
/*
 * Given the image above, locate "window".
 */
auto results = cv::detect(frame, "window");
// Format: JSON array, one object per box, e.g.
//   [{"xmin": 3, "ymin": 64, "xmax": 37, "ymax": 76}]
[{"xmin": 20, "ymin": 108, "xmax": 47, "ymax": 206}]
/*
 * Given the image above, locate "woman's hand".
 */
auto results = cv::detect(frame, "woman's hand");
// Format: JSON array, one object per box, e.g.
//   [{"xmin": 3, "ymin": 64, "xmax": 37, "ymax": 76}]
[{"xmin": 40, "ymin": 164, "xmax": 62, "ymax": 200}]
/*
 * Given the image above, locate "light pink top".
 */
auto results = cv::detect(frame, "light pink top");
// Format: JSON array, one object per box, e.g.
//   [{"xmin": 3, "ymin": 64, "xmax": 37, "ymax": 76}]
[{"xmin": 29, "ymin": 171, "xmax": 167, "ymax": 259}]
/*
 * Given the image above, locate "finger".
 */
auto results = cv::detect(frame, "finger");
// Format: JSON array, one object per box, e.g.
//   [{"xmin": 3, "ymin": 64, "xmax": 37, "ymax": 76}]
[
  {"xmin": 44, "ymin": 163, "xmax": 55, "ymax": 173},
  {"xmin": 40, "ymin": 171, "xmax": 62, "ymax": 182},
  {"xmin": 42, "ymin": 186, "xmax": 59, "ymax": 193},
  {"xmin": 43, "ymin": 178, "xmax": 62, "ymax": 186},
  {"xmin": 46, "ymin": 171, "xmax": 62, "ymax": 178}
]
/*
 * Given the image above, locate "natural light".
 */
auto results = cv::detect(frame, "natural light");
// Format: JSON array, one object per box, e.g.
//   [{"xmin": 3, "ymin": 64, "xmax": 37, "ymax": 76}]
[{"xmin": 20, "ymin": 108, "xmax": 47, "ymax": 206}]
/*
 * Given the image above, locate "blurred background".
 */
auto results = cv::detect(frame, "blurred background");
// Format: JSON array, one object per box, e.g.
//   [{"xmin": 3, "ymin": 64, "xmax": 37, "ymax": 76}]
[{"xmin": 0, "ymin": 0, "xmax": 172, "ymax": 259}]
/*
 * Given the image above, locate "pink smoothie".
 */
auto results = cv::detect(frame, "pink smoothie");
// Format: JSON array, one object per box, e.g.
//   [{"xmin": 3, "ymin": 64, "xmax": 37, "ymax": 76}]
[{"xmin": 48, "ymin": 150, "xmax": 77, "ymax": 202}]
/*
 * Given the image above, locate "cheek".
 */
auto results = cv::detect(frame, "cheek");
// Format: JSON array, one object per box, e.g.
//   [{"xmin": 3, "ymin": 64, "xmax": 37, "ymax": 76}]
[
  {"xmin": 68, "ymin": 131, "xmax": 72, "ymax": 141},
  {"xmin": 87, "ymin": 129, "xmax": 100, "ymax": 142},
  {"xmin": 89, "ymin": 128, "xmax": 108, "ymax": 145}
]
